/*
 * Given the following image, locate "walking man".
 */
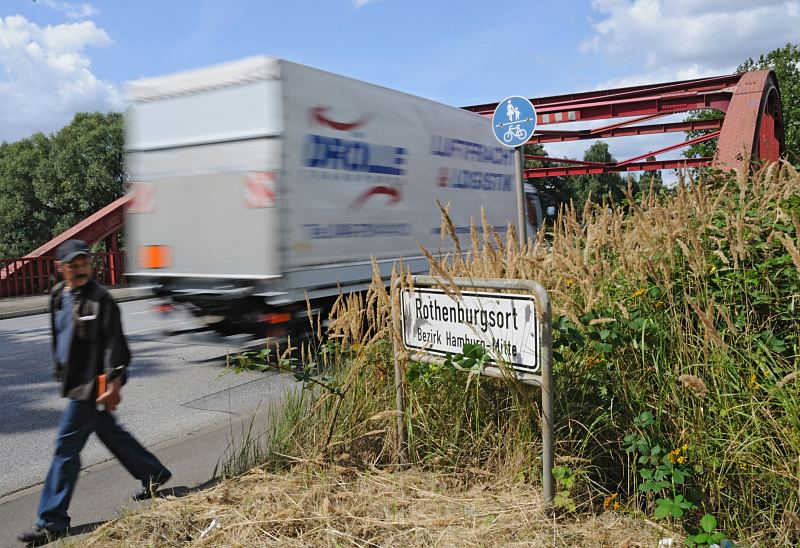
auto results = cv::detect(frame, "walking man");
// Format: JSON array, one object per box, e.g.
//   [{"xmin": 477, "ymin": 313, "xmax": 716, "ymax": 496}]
[{"xmin": 18, "ymin": 240, "xmax": 171, "ymax": 546}]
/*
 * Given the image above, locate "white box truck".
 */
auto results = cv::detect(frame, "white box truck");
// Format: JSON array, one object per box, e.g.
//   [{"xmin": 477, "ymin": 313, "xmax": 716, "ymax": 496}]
[{"xmin": 125, "ymin": 56, "xmax": 542, "ymax": 336}]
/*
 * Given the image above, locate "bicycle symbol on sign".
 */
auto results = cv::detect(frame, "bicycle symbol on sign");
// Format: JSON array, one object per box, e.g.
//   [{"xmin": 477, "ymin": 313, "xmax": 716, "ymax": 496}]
[{"xmin": 503, "ymin": 124, "xmax": 528, "ymax": 143}]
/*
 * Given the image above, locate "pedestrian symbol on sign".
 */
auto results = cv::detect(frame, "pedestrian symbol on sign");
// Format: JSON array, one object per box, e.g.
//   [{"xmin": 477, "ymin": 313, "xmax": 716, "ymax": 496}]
[{"xmin": 506, "ymin": 100, "xmax": 521, "ymax": 122}]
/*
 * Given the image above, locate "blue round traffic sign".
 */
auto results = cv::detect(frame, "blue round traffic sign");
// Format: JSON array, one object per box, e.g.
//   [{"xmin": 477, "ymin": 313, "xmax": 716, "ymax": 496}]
[{"xmin": 491, "ymin": 96, "xmax": 537, "ymax": 148}]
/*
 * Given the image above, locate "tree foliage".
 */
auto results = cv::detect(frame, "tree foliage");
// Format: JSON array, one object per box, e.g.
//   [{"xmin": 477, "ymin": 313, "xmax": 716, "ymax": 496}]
[
  {"xmin": 0, "ymin": 112, "xmax": 125, "ymax": 257},
  {"xmin": 572, "ymin": 141, "xmax": 626, "ymax": 215},
  {"xmin": 637, "ymin": 155, "xmax": 667, "ymax": 196},
  {"xmin": 523, "ymin": 142, "xmax": 574, "ymax": 215},
  {"xmin": 683, "ymin": 109, "xmax": 724, "ymax": 160}
]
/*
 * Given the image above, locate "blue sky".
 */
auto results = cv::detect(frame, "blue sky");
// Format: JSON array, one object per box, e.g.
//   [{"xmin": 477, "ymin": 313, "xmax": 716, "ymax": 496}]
[{"xmin": 1, "ymin": 0, "xmax": 798, "ymax": 162}]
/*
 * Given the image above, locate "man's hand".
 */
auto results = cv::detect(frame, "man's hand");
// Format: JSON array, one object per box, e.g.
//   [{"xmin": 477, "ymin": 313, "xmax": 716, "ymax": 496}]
[{"xmin": 96, "ymin": 376, "xmax": 122, "ymax": 412}]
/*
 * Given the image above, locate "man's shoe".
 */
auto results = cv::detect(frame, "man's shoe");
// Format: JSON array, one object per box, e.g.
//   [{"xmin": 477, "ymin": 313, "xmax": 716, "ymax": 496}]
[
  {"xmin": 17, "ymin": 524, "xmax": 68, "ymax": 546},
  {"xmin": 132, "ymin": 472, "xmax": 172, "ymax": 501}
]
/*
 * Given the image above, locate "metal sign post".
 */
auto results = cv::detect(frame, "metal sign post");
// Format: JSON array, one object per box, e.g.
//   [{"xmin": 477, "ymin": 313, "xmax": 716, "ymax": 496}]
[
  {"xmin": 491, "ymin": 96, "xmax": 536, "ymax": 248},
  {"xmin": 392, "ymin": 275, "xmax": 554, "ymax": 504},
  {"xmin": 514, "ymin": 146, "xmax": 527, "ymax": 246}
]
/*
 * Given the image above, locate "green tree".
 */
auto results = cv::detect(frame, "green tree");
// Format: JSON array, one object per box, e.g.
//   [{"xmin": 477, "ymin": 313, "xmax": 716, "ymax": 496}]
[
  {"xmin": 637, "ymin": 155, "xmax": 668, "ymax": 196},
  {"xmin": 0, "ymin": 112, "xmax": 125, "ymax": 257},
  {"xmin": 683, "ymin": 109, "xmax": 724, "ymax": 160},
  {"xmin": 572, "ymin": 141, "xmax": 626, "ymax": 215},
  {"xmin": 0, "ymin": 134, "xmax": 55, "ymax": 256},
  {"xmin": 42, "ymin": 112, "xmax": 126, "ymax": 234},
  {"xmin": 523, "ymin": 142, "xmax": 574, "ymax": 216}
]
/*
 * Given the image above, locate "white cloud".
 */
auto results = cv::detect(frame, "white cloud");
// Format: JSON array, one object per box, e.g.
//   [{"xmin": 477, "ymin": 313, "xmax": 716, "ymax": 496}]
[
  {"xmin": 40, "ymin": 1, "xmax": 98, "ymax": 20},
  {"xmin": 593, "ymin": 64, "xmax": 720, "ymax": 89},
  {"xmin": 583, "ymin": 0, "xmax": 800, "ymax": 77},
  {"xmin": 0, "ymin": 15, "xmax": 121, "ymax": 142}
]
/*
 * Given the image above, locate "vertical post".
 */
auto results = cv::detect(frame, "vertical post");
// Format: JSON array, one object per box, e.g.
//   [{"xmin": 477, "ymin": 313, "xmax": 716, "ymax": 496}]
[
  {"xmin": 105, "ymin": 233, "xmax": 119, "ymax": 286},
  {"xmin": 14, "ymin": 259, "xmax": 21, "ymax": 297},
  {"xmin": 47, "ymin": 257, "xmax": 54, "ymax": 293},
  {"xmin": 538, "ymin": 286, "xmax": 555, "ymax": 504},
  {"xmin": 514, "ymin": 146, "xmax": 527, "ymax": 248},
  {"xmin": 391, "ymin": 281, "xmax": 409, "ymax": 465}
]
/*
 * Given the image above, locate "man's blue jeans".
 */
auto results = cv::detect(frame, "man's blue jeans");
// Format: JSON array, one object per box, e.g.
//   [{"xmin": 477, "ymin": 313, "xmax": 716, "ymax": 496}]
[{"xmin": 37, "ymin": 399, "xmax": 170, "ymax": 531}]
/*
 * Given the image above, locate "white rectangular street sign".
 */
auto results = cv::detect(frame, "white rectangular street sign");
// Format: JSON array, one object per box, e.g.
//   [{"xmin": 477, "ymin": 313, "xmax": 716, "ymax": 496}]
[{"xmin": 400, "ymin": 287, "xmax": 540, "ymax": 374}]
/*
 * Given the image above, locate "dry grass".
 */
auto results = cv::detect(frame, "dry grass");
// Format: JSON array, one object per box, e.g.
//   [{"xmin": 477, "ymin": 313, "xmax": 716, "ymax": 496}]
[{"xmin": 72, "ymin": 466, "xmax": 665, "ymax": 547}]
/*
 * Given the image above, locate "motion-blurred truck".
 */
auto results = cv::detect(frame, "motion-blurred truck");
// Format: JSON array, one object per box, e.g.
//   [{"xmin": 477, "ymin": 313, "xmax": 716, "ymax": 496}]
[{"xmin": 125, "ymin": 56, "xmax": 543, "ymax": 337}]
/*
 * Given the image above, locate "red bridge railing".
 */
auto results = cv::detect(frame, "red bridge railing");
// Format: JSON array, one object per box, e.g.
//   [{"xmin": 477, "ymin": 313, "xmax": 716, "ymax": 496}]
[{"xmin": 0, "ymin": 252, "xmax": 127, "ymax": 298}]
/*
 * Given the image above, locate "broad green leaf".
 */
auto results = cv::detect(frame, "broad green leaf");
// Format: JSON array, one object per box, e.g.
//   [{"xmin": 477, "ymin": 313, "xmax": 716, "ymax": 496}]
[
  {"xmin": 671, "ymin": 504, "xmax": 685, "ymax": 518},
  {"xmin": 653, "ymin": 505, "xmax": 671, "ymax": 520},
  {"xmin": 700, "ymin": 514, "xmax": 718, "ymax": 533}
]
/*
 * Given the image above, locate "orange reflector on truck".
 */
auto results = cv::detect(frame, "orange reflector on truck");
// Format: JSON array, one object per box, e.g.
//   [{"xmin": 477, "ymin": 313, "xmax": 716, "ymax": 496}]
[
  {"xmin": 139, "ymin": 245, "xmax": 171, "ymax": 269},
  {"xmin": 259, "ymin": 312, "xmax": 291, "ymax": 324}
]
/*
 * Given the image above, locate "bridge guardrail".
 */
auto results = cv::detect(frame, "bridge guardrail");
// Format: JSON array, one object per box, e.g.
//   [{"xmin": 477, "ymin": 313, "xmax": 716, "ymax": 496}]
[{"xmin": 0, "ymin": 251, "xmax": 126, "ymax": 298}]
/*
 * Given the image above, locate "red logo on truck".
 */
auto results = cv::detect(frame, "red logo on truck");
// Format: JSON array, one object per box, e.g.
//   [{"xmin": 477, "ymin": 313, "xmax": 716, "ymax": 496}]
[
  {"xmin": 348, "ymin": 186, "xmax": 402, "ymax": 210},
  {"xmin": 310, "ymin": 106, "xmax": 371, "ymax": 131}
]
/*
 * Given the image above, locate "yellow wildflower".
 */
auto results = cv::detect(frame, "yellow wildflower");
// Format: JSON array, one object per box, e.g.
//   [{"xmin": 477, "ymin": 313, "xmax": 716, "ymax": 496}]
[
  {"xmin": 586, "ymin": 356, "xmax": 604, "ymax": 368},
  {"xmin": 630, "ymin": 288, "xmax": 647, "ymax": 298},
  {"xmin": 604, "ymin": 493, "xmax": 619, "ymax": 510},
  {"xmin": 667, "ymin": 445, "xmax": 689, "ymax": 465}
]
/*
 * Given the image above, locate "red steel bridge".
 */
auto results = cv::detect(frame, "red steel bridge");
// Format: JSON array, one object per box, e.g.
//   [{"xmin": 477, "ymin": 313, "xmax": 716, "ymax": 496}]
[
  {"xmin": 0, "ymin": 70, "xmax": 786, "ymax": 297},
  {"xmin": 464, "ymin": 69, "xmax": 784, "ymax": 178}
]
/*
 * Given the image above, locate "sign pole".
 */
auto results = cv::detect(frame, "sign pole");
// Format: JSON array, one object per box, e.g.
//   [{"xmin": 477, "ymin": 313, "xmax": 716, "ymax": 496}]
[
  {"xmin": 391, "ymin": 289, "xmax": 410, "ymax": 465},
  {"xmin": 514, "ymin": 145, "xmax": 527, "ymax": 248},
  {"xmin": 491, "ymin": 96, "xmax": 536, "ymax": 249},
  {"xmin": 536, "ymin": 284, "xmax": 555, "ymax": 504}
]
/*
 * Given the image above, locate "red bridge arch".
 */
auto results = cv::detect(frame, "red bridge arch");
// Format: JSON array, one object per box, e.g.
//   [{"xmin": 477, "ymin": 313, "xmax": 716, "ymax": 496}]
[{"xmin": 463, "ymin": 70, "xmax": 785, "ymax": 178}]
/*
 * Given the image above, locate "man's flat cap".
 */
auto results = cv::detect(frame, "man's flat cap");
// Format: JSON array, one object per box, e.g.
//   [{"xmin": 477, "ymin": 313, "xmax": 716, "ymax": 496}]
[{"xmin": 56, "ymin": 239, "xmax": 91, "ymax": 263}]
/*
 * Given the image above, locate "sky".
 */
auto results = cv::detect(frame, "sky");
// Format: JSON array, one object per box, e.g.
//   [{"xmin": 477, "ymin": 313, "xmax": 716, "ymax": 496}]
[{"xmin": 1, "ymin": 0, "xmax": 799, "ymax": 164}]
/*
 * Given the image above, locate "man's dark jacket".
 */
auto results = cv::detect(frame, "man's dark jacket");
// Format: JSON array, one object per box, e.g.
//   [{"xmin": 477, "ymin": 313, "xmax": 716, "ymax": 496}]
[{"xmin": 50, "ymin": 279, "xmax": 130, "ymax": 400}]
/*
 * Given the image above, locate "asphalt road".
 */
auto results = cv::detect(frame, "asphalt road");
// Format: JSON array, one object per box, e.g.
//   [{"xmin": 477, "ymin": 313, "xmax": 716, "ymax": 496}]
[{"xmin": 0, "ymin": 298, "xmax": 293, "ymax": 544}]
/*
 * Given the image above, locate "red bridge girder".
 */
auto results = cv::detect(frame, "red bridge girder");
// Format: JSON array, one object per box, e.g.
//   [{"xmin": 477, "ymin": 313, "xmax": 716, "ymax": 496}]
[
  {"xmin": 463, "ymin": 70, "xmax": 785, "ymax": 179},
  {"xmin": 25, "ymin": 194, "xmax": 130, "ymax": 259}
]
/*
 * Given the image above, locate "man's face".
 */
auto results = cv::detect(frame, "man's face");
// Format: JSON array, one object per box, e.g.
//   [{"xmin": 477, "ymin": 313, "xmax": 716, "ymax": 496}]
[{"xmin": 57, "ymin": 255, "xmax": 92, "ymax": 288}]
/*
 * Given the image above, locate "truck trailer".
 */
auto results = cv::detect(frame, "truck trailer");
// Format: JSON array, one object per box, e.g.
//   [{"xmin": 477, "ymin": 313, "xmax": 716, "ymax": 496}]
[{"xmin": 125, "ymin": 56, "xmax": 542, "ymax": 337}]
